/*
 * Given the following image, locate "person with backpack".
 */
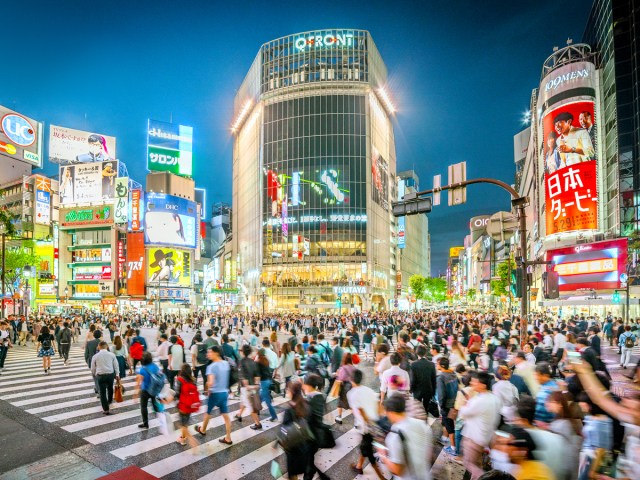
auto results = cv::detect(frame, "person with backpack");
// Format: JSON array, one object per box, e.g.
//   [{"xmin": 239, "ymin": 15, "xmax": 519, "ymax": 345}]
[
  {"xmin": 135, "ymin": 351, "xmax": 165, "ymax": 429},
  {"xmin": 279, "ymin": 380, "xmax": 312, "ymax": 480},
  {"xmin": 59, "ymin": 322, "xmax": 73, "ymax": 366},
  {"xmin": 195, "ymin": 346, "xmax": 233, "ymax": 445},
  {"xmin": 167, "ymin": 335, "xmax": 184, "ymax": 389},
  {"xmin": 619, "ymin": 325, "xmax": 637, "ymax": 369},
  {"xmin": 175, "ymin": 364, "xmax": 200, "ymax": 447},
  {"xmin": 129, "ymin": 339, "xmax": 144, "ymax": 374},
  {"xmin": 37, "ymin": 325, "xmax": 56, "ymax": 375},
  {"xmin": 436, "ymin": 356, "xmax": 459, "ymax": 454},
  {"xmin": 190, "ymin": 333, "xmax": 208, "ymax": 391},
  {"xmin": 256, "ymin": 348, "xmax": 278, "ymax": 422},
  {"xmin": 236, "ymin": 344, "xmax": 263, "ymax": 429}
]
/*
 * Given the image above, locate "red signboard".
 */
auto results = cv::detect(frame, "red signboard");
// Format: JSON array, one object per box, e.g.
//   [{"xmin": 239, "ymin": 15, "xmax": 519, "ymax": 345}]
[
  {"xmin": 543, "ymin": 100, "xmax": 598, "ymax": 235},
  {"xmin": 546, "ymin": 238, "xmax": 628, "ymax": 292},
  {"xmin": 131, "ymin": 189, "xmax": 141, "ymax": 231},
  {"xmin": 118, "ymin": 241, "xmax": 125, "ymax": 279},
  {"xmin": 126, "ymin": 232, "xmax": 145, "ymax": 296}
]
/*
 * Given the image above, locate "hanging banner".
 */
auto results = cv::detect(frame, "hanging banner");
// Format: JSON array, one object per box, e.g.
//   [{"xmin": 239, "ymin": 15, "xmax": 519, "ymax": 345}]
[{"xmin": 114, "ymin": 177, "xmax": 129, "ymax": 224}]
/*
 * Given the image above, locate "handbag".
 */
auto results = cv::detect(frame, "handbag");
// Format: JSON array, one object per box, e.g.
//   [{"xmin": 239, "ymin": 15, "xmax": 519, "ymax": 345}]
[
  {"xmin": 328, "ymin": 379, "xmax": 342, "ymax": 399},
  {"xmin": 114, "ymin": 380, "xmax": 124, "ymax": 403},
  {"xmin": 316, "ymin": 423, "xmax": 336, "ymax": 449},
  {"xmin": 277, "ymin": 418, "xmax": 314, "ymax": 451},
  {"xmin": 249, "ymin": 389, "xmax": 262, "ymax": 413},
  {"xmin": 352, "ymin": 353, "xmax": 361, "ymax": 365},
  {"xmin": 270, "ymin": 380, "xmax": 282, "ymax": 395}
]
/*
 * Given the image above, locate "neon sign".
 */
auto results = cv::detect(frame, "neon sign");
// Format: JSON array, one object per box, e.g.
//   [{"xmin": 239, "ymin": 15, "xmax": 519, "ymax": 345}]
[
  {"xmin": 321, "ymin": 170, "xmax": 345, "ymax": 202},
  {"xmin": 554, "ymin": 258, "xmax": 617, "ymax": 276},
  {"xmin": 294, "ymin": 33, "xmax": 354, "ymax": 51}
]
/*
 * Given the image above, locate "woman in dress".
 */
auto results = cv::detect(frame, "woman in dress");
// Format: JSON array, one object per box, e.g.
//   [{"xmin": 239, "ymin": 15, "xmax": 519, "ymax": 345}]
[
  {"xmin": 335, "ymin": 352, "xmax": 356, "ymax": 424},
  {"xmin": 280, "ymin": 380, "xmax": 310, "ymax": 480},
  {"xmin": 37, "ymin": 326, "xmax": 55, "ymax": 374},
  {"xmin": 110, "ymin": 335, "xmax": 129, "ymax": 380}
]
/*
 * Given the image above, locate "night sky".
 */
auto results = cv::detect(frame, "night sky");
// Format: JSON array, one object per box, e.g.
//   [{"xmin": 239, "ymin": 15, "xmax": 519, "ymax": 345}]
[{"xmin": 2, "ymin": 0, "xmax": 591, "ymax": 275}]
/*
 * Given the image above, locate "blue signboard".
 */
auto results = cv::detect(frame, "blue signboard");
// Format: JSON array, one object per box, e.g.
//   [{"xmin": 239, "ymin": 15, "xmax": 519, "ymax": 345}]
[{"xmin": 144, "ymin": 192, "xmax": 197, "ymax": 248}]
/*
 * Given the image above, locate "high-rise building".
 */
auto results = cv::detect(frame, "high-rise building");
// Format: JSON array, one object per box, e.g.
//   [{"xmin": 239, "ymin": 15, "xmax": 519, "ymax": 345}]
[
  {"xmin": 231, "ymin": 29, "xmax": 397, "ymax": 312},
  {"xmin": 583, "ymin": 0, "xmax": 640, "ymax": 236}
]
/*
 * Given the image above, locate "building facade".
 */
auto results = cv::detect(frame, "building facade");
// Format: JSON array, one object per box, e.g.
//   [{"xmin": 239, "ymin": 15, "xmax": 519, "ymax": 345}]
[{"xmin": 231, "ymin": 29, "xmax": 398, "ymax": 312}]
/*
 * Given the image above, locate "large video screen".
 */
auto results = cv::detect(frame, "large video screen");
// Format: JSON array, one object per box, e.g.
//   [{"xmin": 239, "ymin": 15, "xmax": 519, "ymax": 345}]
[{"xmin": 144, "ymin": 193, "xmax": 197, "ymax": 248}]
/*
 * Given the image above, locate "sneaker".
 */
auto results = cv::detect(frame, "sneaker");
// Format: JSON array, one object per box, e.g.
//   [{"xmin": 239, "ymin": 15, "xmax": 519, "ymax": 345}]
[
  {"xmin": 439, "ymin": 436, "xmax": 450, "ymax": 444},
  {"xmin": 138, "ymin": 423, "xmax": 149, "ymax": 429},
  {"xmin": 250, "ymin": 423, "xmax": 263, "ymax": 430},
  {"xmin": 235, "ymin": 415, "xmax": 243, "ymax": 423},
  {"xmin": 176, "ymin": 437, "xmax": 187, "ymax": 446},
  {"xmin": 335, "ymin": 416, "xmax": 343, "ymax": 424},
  {"xmin": 443, "ymin": 446, "xmax": 456, "ymax": 455}
]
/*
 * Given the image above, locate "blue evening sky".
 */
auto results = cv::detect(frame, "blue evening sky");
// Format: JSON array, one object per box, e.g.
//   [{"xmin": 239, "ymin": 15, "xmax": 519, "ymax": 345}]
[{"xmin": 1, "ymin": 0, "xmax": 590, "ymax": 275}]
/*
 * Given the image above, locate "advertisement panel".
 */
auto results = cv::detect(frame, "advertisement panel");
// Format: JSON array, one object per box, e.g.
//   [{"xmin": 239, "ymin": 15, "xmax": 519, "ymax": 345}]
[
  {"xmin": 49, "ymin": 125, "xmax": 116, "ymax": 165},
  {"xmin": 34, "ymin": 176, "xmax": 51, "ymax": 225},
  {"xmin": 131, "ymin": 189, "xmax": 142, "ymax": 231},
  {"xmin": 114, "ymin": 177, "xmax": 129, "ymax": 224},
  {"xmin": 449, "ymin": 246, "xmax": 464, "ymax": 258},
  {"xmin": 546, "ymin": 238, "xmax": 628, "ymax": 292},
  {"xmin": 60, "ymin": 206, "xmax": 113, "ymax": 227},
  {"xmin": 371, "ymin": 146, "xmax": 389, "ymax": 210},
  {"xmin": 0, "ymin": 106, "xmax": 43, "ymax": 167},
  {"xmin": 397, "ymin": 178, "xmax": 406, "ymax": 249},
  {"xmin": 144, "ymin": 193, "xmax": 197, "ymax": 248},
  {"xmin": 146, "ymin": 247, "xmax": 191, "ymax": 287},
  {"xmin": 147, "ymin": 119, "xmax": 193, "ymax": 177},
  {"xmin": 126, "ymin": 232, "xmax": 146, "ymax": 296},
  {"xmin": 59, "ymin": 160, "xmax": 118, "ymax": 205},
  {"xmin": 539, "ymin": 61, "xmax": 598, "ymax": 236}
]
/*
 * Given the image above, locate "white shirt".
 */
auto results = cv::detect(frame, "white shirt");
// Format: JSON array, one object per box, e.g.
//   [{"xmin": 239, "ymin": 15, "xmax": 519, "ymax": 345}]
[
  {"xmin": 376, "ymin": 355, "xmax": 392, "ymax": 378},
  {"xmin": 553, "ymin": 333, "xmax": 567, "ymax": 354},
  {"xmin": 168, "ymin": 344, "xmax": 184, "ymax": 371},
  {"xmin": 264, "ymin": 347, "xmax": 279, "ymax": 370},
  {"xmin": 460, "ymin": 391, "xmax": 501, "ymax": 447},
  {"xmin": 347, "ymin": 385, "xmax": 379, "ymax": 433},
  {"xmin": 386, "ymin": 417, "xmax": 432, "ymax": 480},
  {"xmin": 157, "ymin": 341, "xmax": 170, "ymax": 361},
  {"xmin": 380, "ymin": 365, "xmax": 411, "ymax": 394}
]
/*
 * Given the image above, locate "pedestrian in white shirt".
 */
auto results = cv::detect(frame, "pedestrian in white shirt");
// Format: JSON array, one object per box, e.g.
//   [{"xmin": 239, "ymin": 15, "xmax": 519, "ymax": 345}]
[
  {"xmin": 380, "ymin": 353, "xmax": 411, "ymax": 405},
  {"xmin": 459, "ymin": 371, "xmax": 502, "ymax": 480},
  {"xmin": 347, "ymin": 369, "xmax": 385, "ymax": 479}
]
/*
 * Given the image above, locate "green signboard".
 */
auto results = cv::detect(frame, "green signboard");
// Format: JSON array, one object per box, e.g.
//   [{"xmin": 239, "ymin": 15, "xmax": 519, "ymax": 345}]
[{"xmin": 147, "ymin": 120, "xmax": 193, "ymax": 177}]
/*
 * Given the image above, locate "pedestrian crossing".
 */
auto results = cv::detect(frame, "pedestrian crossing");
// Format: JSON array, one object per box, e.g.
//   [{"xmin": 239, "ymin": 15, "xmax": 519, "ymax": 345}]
[{"xmin": 0, "ymin": 343, "xmax": 459, "ymax": 480}]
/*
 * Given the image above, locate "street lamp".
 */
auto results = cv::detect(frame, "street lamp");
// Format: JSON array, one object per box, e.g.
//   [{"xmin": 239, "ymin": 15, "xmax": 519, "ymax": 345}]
[
  {"xmin": 64, "ymin": 286, "xmax": 69, "ymax": 302},
  {"xmin": 261, "ymin": 286, "xmax": 266, "ymax": 317}
]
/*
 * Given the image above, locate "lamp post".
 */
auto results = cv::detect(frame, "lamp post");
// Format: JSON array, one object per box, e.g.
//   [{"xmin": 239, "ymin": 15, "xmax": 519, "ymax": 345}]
[
  {"xmin": 261, "ymin": 286, "xmax": 266, "ymax": 317},
  {"xmin": 64, "ymin": 286, "xmax": 69, "ymax": 303}
]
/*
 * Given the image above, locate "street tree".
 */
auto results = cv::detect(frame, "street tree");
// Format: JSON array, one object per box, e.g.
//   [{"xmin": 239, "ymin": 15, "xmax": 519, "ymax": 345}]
[
  {"xmin": 423, "ymin": 277, "xmax": 447, "ymax": 304},
  {"xmin": 0, "ymin": 247, "xmax": 40, "ymax": 295},
  {"xmin": 408, "ymin": 274, "xmax": 426, "ymax": 300},
  {"xmin": 490, "ymin": 258, "xmax": 516, "ymax": 297}
]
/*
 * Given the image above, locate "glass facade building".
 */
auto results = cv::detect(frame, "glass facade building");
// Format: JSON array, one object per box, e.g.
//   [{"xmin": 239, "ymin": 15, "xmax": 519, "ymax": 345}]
[
  {"xmin": 584, "ymin": 0, "xmax": 640, "ymax": 236},
  {"xmin": 231, "ymin": 29, "xmax": 397, "ymax": 311}
]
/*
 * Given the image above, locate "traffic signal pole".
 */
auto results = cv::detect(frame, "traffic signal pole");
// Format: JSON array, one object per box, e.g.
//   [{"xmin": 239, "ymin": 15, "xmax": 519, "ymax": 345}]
[{"xmin": 396, "ymin": 177, "xmax": 530, "ymax": 348}]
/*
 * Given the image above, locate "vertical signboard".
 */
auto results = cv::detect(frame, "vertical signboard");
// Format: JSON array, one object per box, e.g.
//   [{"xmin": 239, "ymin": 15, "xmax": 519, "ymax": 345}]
[
  {"xmin": 397, "ymin": 178, "xmax": 406, "ymax": 249},
  {"xmin": 147, "ymin": 119, "xmax": 193, "ymax": 177},
  {"xmin": 114, "ymin": 177, "xmax": 129, "ymax": 224},
  {"xmin": 539, "ymin": 61, "xmax": 598, "ymax": 235},
  {"xmin": 0, "ymin": 106, "xmax": 43, "ymax": 167},
  {"xmin": 34, "ymin": 176, "xmax": 51, "ymax": 225},
  {"xmin": 126, "ymin": 232, "xmax": 146, "ymax": 296},
  {"xmin": 131, "ymin": 189, "xmax": 142, "ymax": 231}
]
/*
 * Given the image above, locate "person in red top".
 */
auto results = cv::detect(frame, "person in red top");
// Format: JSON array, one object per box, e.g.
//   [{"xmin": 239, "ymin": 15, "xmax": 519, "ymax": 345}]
[
  {"xmin": 467, "ymin": 329, "xmax": 483, "ymax": 369},
  {"xmin": 175, "ymin": 364, "xmax": 200, "ymax": 447}
]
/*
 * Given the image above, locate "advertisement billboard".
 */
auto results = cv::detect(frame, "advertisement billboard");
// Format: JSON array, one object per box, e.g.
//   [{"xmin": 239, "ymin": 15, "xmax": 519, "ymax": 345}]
[
  {"xmin": 539, "ymin": 61, "xmax": 598, "ymax": 236},
  {"xmin": 449, "ymin": 246, "xmax": 464, "ymax": 258},
  {"xmin": 147, "ymin": 119, "xmax": 193, "ymax": 177},
  {"xmin": 371, "ymin": 146, "xmax": 389, "ymax": 210},
  {"xmin": 126, "ymin": 233, "xmax": 146, "ymax": 296},
  {"xmin": 60, "ymin": 206, "xmax": 113, "ymax": 227},
  {"xmin": 114, "ymin": 177, "xmax": 129, "ymax": 224},
  {"xmin": 131, "ymin": 189, "xmax": 142, "ymax": 231},
  {"xmin": 546, "ymin": 238, "xmax": 628, "ymax": 292},
  {"xmin": 146, "ymin": 247, "xmax": 191, "ymax": 287},
  {"xmin": 0, "ymin": 106, "xmax": 43, "ymax": 167},
  {"xmin": 59, "ymin": 160, "xmax": 118, "ymax": 205},
  {"xmin": 49, "ymin": 125, "xmax": 116, "ymax": 165},
  {"xmin": 34, "ymin": 176, "xmax": 51, "ymax": 225},
  {"xmin": 144, "ymin": 193, "xmax": 198, "ymax": 248}
]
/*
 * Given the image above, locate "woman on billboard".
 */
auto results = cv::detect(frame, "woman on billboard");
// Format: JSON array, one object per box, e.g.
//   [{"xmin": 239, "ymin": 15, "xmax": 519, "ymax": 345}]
[
  {"xmin": 545, "ymin": 131, "xmax": 564, "ymax": 174},
  {"xmin": 145, "ymin": 212, "xmax": 186, "ymax": 246},
  {"xmin": 60, "ymin": 166, "xmax": 74, "ymax": 203},
  {"xmin": 149, "ymin": 249, "xmax": 179, "ymax": 283}
]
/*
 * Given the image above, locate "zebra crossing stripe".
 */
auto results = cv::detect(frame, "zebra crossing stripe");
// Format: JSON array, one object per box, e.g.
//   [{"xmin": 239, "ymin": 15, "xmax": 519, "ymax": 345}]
[
  {"xmin": 64, "ymin": 408, "xmax": 145, "ymax": 433},
  {"xmin": 41, "ymin": 397, "xmax": 140, "ymax": 422},
  {"xmin": 194, "ymin": 409, "xmax": 352, "ymax": 480},
  {"xmin": 0, "ymin": 380, "xmax": 101, "ymax": 399},
  {"xmin": 0, "ymin": 366, "xmax": 88, "ymax": 380}
]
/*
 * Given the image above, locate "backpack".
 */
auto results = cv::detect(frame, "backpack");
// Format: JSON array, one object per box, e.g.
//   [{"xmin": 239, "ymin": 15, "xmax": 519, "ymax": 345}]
[
  {"xmin": 145, "ymin": 366, "xmax": 166, "ymax": 397},
  {"xmin": 468, "ymin": 336, "xmax": 481, "ymax": 353},
  {"xmin": 385, "ymin": 325, "xmax": 394, "ymax": 337},
  {"xmin": 443, "ymin": 375, "xmax": 459, "ymax": 408},
  {"xmin": 60, "ymin": 329, "xmax": 72, "ymax": 344},
  {"xmin": 317, "ymin": 343, "xmax": 332, "ymax": 366},
  {"xmin": 624, "ymin": 334, "xmax": 635, "ymax": 349},
  {"xmin": 177, "ymin": 377, "xmax": 201, "ymax": 413},
  {"xmin": 41, "ymin": 335, "xmax": 52, "ymax": 350},
  {"xmin": 225, "ymin": 357, "xmax": 239, "ymax": 386},
  {"xmin": 196, "ymin": 344, "xmax": 208, "ymax": 365},
  {"xmin": 130, "ymin": 342, "xmax": 143, "ymax": 360}
]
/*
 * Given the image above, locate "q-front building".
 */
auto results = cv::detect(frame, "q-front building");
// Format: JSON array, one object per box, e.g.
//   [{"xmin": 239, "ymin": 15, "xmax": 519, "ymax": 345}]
[{"xmin": 231, "ymin": 29, "xmax": 398, "ymax": 312}]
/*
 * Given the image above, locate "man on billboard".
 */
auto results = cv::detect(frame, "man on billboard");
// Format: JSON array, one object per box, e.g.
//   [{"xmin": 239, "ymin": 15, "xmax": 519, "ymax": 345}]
[
  {"xmin": 101, "ymin": 163, "xmax": 117, "ymax": 199},
  {"xmin": 553, "ymin": 111, "xmax": 595, "ymax": 165},
  {"xmin": 579, "ymin": 111, "xmax": 596, "ymax": 147},
  {"xmin": 76, "ymin": 134, "xmax": 113, "ymax": 163}
]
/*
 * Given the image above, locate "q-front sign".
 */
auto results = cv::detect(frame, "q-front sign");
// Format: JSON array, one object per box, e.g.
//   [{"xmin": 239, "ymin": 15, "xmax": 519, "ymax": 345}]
[
  {"xmin": 294, "ymin": 32, "xmax": 354, "ymax": 51},
  {"xmin": 333, "ymin": 285, "xmax": 366, "ymax": 295}
]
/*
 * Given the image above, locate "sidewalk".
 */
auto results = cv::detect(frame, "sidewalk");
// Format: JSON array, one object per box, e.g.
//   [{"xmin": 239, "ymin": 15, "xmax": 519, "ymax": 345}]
[{"xmin": 600, "ymin": 342, "xmax": 639, "ymax": 399}]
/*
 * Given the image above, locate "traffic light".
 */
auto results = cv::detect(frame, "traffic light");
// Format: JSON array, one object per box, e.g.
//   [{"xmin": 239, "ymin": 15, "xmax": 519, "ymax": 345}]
[
  {"xmin": 613, "ymin": 291, "xmax": 621, "ymax": 303},
  {"xmin": 510, "ymin": 267, "xmax": 523, "ymax": 298},
  {"xmin": 392, "ymin": 197, "xmax": 432, "ymax": 217}
]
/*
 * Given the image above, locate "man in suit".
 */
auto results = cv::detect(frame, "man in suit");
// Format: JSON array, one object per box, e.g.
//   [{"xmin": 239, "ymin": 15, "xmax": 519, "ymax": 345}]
[
  {"xmin": 410, "ymin": 345, "xmax": 437, "ymax": 416},
  {"xmin": 326, "ymin": 336, "xmax": 344, "ymax": 394},
  {"xmin": 85, "ymin": 330, "xmax": 102, "ymax": 396}
]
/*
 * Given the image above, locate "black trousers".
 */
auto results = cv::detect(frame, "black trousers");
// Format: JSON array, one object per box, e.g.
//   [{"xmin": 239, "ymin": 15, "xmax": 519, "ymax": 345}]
[
  {"xmin": 60, "ymin": 343, "xmax": 70, "ymax": 362},
  {"xmin": 304, "ymin": 444, "xmax": 328, "ymax": 480},
  {"xmin": 97, "ymin": 373, "xmax": 115, "ymax": 412},
  {"xmin": 140, "ymin": 389, "xmax": 159, "ymax": 426},
  {"xmin": 0, "ymin": 345, "xmax": 8, "ymax": 368}
]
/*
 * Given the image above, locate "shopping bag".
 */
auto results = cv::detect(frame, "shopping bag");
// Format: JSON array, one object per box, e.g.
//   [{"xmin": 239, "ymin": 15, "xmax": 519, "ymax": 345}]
[
  {"xmin": 114, "ymin": 380, "xmax": 124, "ymax": 403},
  {"xmin": 270, "ymin": 460, "xmax": 283, "ymax": 478},
  {"xmin": 157, "ymin": 411, "xmax": 174, "ymax": 436},
  {"xmin": 328, "ymin": 380, "xmax": 342, "ymax": 400}
]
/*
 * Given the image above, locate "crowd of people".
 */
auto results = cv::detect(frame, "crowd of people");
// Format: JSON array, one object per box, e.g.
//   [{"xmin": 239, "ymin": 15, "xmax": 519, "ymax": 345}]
[{"xmin": 1, "ymin": 310, "xmax": 639, "ymax": 480}]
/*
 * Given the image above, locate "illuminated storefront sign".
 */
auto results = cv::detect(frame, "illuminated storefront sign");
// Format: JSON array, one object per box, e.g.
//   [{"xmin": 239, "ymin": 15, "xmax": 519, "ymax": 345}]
[
  {"xmin": 147, "ymin": 119, "xmax": 193, "ymax": 177},
  {"xmin": 294, "ymin": 32, "xmax": 354, "ymax": 51},
  {"xmin": 126, "ymin": 232, "xmax": 145, "ymax": 296},
  {"xmin": 114, "ymin": 177, "xmax": 129, "ymax": 224},
  {"xmin": 61, "ymin": 206, "xmax": 113, "ymax": 227},
  {"xmin": 131, "ymin": 189, "xmax": 142, "ymax": 231},
  {"xmin": 34, "ymin": 176, "xmax": 51, "ymax": 225},
  {"xmin": 265, "ymin": 213, "xmax": 366, "ymax": 226},
  {"xmin": 450, "ymin": 246, "xmax": 464, "ymax": 258},
  {"xmin": 547, "ymin": 238, "xmax": 628, "ymax": 291},
  {"xmin": 334, "ymin": 285, "xmax": 366, "ymax": 295},
  {"xmin": 0, "ymin": 106, "xmax": 43, "ymax": 167}
]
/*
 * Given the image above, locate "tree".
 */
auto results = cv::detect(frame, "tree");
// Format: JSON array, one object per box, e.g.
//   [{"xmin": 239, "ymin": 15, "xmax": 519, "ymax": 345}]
[
  {"xmin": 490, "ymin": 258, "xmax": 516, "ymax": 297},
  {"xmin": 0, "ymin": 208, "xmax": 16, "ymax": 237},
  {"xmin": 423, "ymin": 277, "xmax": 447, "ymax": 304},
  {"xmin": 466, "ymin": 288, "xmax": 477, "ymax": 301},
  {"xmin": 0, "ymin": 247, "xmax": 40, "ymax": 295},
  {"xmin": 408, "ymin": 274, "xmax": 426, "ymax": 300}
]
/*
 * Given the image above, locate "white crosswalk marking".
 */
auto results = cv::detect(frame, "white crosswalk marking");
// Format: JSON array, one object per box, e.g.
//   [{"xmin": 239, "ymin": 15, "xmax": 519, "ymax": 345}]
[{"xmin": 0, "ymin": 342, "xmax": 460, "ymax": 480}]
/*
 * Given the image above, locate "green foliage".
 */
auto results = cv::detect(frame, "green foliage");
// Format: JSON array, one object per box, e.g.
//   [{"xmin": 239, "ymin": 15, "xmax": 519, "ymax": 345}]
[
  {"xmin": 0, "ymin": 208, "xmax": 16, "ymax": 237},
  {"xmin": 408, "ymin": 274, "xmax": 426, "ymax": 300},
  {"xmin": 0, "ymin": 247, "xmax": 40, "ymax": 294},
  {"xmin": 422, "ymin": 277, "xmax": 447, "ymax": 304},
  {"xmin": 491, "ymin": 258, "xmax": 517, "ymax": 297},
  {"xmin": 466, "ymin": 288, "xmax": 477, "ymax": 299}
]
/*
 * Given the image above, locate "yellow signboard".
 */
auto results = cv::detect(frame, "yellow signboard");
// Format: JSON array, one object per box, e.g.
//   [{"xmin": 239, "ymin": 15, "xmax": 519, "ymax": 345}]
[
  {"xmin": 449, "ymin": 246, "xmax": 464, "ymax": 258},
  {"xmin": 146, "ymin": 247, "xmax": 191, "ymax": 287}
]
